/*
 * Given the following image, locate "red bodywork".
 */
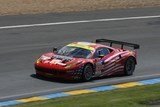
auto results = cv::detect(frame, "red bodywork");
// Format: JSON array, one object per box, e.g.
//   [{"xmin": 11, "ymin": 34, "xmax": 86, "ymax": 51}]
[{"xmin": 35, "ymin": 42, "xmax": 137, "ymax": 80}]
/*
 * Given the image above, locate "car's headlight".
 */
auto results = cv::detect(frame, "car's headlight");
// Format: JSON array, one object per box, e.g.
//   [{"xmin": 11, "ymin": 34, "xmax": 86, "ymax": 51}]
[
  {"xmin": 36, "ymin": 59, "xmax": 41, "ymax": 64},
  {"xmin": 40, "ymin": 55, "xmax": 51, "ymax": 60},
  {"xmin": 36, "ymin": 55, "xmax": 51, "ymax": 64}
]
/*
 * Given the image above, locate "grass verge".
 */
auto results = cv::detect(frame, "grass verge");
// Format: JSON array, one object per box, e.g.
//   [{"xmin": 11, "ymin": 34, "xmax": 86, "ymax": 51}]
[{"xmin": 13, "ymin": 84, "xmax": 160, "ymax": 107}]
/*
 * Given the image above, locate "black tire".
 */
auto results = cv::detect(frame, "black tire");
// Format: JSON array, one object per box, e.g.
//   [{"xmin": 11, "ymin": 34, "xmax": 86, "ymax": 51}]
[
  {"xmin": 124, "ymin": 57, "xmax": 136, "ymax": 76},
  {"xmin": 82, "ymin": 64, "xmax": 93, "ymax": 81}
]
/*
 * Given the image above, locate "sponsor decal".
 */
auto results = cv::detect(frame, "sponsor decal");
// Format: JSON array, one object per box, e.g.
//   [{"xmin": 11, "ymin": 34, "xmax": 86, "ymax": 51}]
[
  {"xmin": 53, "ymin": 55, "xmax": 73, "ymax": 60},
  {"xmin": 50, "ymin": 59, "xmax": 66, "ymax": 66}
]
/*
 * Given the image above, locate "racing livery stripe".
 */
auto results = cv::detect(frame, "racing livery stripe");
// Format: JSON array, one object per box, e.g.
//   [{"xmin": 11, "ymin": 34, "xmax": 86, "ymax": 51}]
[
  {"xmin": 102, "ymin": 57, "xmax": 125, "ymax": 70},
  {"xmin": 102, "ymin": 64, "xmax": 123, "ymax": 73},
  {"xmin": 108, "ymin": 69, "xmax": 124, "ymax": 75},
  {"xmin": 103, "ymin": 63, "xmax": 120, "ymax": 71},
  {"xmin": 104, "ymin": 51, "xmax": 126, "ymax": 63},
  {"xmin": 101, "ymin": 66, "xmax": 124, "ymax": 76},
  {"xmin": 111, "ymin": 66, "xmax": 124, "ymax": 72},
  {"xmin": 105, "ymin": 53, "xmax": 128, "ymax": 64},
  {"xmin": 104, "ymin": 62, "xmax": 115, "ymax": 68},
  {"xmin": 103, "ymin": 52, "xmax": 127, "ymax": 68},
  {"xmin": 101, "ymin": 54, "xmax": 126, "ymax": 75},
  {"xmin": 0, "ymin": 78, "xmax": 160, "ymax": 107},
  {"xmin": 103, "ymin": 56, "xmax": 125, "ymax": 70},
  {"xmin": 121, "ymin": 52, "xmax": 130, "ymax": 57}
]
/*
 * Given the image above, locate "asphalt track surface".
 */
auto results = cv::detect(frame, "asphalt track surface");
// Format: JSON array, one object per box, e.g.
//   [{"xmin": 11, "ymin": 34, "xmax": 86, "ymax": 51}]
[{"xmin": 0, "ymin": 7, "xmax": 160, "ymax": 101}]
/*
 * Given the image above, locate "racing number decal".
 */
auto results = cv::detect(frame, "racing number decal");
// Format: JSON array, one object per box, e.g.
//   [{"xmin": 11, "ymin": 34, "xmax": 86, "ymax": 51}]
[{"xmin": 95, "ymin": 59, "xmax": 104, "ymax": 76}]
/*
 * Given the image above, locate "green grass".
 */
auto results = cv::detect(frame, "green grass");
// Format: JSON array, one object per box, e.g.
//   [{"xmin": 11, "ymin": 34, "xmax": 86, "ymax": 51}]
[{"xmin": 14, "ymin": 84, "xmax": 160, "ymax": 107}]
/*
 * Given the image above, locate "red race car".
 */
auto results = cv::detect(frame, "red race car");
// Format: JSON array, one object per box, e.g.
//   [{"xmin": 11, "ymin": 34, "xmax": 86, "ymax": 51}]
[{"xmin": 35, "ymin": 39, "xmax": 140, "ymax": 81}]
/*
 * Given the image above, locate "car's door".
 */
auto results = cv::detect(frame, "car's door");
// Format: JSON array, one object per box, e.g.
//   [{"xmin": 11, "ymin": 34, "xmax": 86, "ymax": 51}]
[
  {"xmin": 93, "ymin": 47, "xmax": 110, "ymax": 76},
  {"xmin": 100, "ymin": 50, "xmax": 123, "ymax": 76}
]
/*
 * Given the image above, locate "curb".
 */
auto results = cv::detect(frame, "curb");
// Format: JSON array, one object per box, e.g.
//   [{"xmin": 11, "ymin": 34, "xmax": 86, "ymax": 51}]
[{"xmin": 0, "ymin": 77, "xmax": 160, "ymax": 107}]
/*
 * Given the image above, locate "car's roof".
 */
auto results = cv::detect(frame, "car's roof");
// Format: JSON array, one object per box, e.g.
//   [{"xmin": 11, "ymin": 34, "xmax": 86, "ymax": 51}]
[{"xmin": 67, "ymin": 42, "xmax": 110, "ymax": 51}]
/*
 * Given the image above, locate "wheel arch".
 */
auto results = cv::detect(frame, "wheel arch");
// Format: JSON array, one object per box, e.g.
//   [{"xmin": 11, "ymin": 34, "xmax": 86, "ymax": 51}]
[
  {"xmin": 81, "ymin": 62, "xmax": 95, "ymax": 81},
  {"xmin": 84, "ymin": 62, "xmax": 95, "ymax": 72},
  {"xmin": 127, "ymin": 56, "xmax": 137, "ymax": 65}
]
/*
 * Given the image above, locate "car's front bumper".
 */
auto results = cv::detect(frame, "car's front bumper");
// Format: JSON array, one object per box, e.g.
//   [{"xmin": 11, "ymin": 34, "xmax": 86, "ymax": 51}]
[{"xmin": 35, "ymin": 65, "xmax": 83, "ymax": 80}]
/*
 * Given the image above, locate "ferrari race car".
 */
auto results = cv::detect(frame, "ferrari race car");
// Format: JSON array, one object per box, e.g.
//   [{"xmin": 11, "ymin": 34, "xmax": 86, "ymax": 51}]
[{"xmin": 35, "ymin": 39, "xmax": 140, "ymax": 81}]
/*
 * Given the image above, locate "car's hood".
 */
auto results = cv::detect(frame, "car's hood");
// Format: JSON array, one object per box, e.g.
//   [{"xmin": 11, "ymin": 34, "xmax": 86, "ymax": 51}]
[{"xmin": 37, "ymin": 53, "xmax": 84, "ymax": 69}]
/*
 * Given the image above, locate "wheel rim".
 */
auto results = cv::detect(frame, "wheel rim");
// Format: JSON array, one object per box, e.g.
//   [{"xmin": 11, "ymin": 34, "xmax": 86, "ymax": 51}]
[
  {"xmin": 126, "ymin": 59, "xmax": 135, "ymax": 74},
  {"xmin": 84, "ymin": 66, "xmax": 93, "ymax": 80}
]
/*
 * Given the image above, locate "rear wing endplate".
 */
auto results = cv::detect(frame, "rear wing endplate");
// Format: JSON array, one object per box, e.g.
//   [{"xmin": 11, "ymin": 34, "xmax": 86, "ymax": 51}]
[{"xmin": 95, "ymin": 39, "xmax": 140, "ymax": 49}]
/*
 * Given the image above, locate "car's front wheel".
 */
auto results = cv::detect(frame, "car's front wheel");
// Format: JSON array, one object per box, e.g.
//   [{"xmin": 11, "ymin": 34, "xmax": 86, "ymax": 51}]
[{"xmin": 82, "ymin": 64, "xmax": 93, "ymax": 81}]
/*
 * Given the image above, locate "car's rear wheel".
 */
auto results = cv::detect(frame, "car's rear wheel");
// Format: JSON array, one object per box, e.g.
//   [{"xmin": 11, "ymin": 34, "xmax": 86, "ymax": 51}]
[
  {"xmin": 124, "ymin": 57, "xmax": 136, "ymax": 76},
  {"xmin": 82, "ymin": 64, "xmax": 93, "ymax": 81}
]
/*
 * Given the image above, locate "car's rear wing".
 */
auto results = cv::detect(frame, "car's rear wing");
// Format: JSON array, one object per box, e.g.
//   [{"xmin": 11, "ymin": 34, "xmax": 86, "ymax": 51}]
[{"xmin": 95, "ymin": 39, "xmax": 140, "ymax": 49}]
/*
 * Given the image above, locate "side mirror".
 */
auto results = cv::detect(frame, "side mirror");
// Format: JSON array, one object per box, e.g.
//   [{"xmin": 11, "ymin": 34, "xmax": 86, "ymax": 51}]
[{"xmin": 53, "ymin": 47, "xmax": 58, "ymax": 53}]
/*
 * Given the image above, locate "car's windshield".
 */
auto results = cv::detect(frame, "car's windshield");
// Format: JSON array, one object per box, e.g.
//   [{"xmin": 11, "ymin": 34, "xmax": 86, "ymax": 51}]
[{"xmin": 57, "ymin": 46, "xmax": 92, "ymax": 58}]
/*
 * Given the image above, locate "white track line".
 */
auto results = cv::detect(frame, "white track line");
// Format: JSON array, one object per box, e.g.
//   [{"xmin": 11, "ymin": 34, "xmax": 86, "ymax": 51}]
[{"xmin": 0, "ymin": 15, "xmax": 160, "ymax": 30}]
